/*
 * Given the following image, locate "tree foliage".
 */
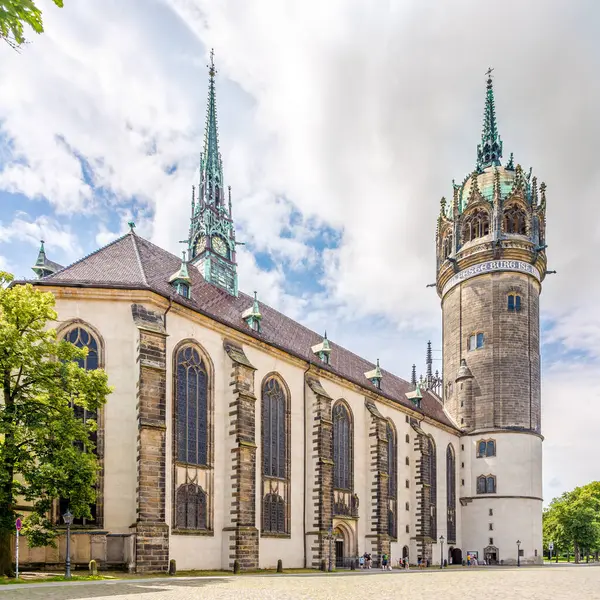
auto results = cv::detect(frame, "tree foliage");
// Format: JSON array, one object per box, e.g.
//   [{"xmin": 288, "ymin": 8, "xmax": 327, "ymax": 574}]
[
  {"xmin": 543, "ymin": 482, "xmax": 600, "ymax": 562},
  {"xmin": 0, "ymin": 0, "xmax": 63, "ymax": 49},
  {"xmin": 0, "ymin": 272, "xmax": 111, "ymax": 575}
]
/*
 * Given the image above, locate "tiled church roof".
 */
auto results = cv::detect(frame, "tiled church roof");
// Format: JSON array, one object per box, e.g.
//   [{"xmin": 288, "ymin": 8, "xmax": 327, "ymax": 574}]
[{"xmin": 34, "ymin": 232, "xmax": 457, "ymax": 430}]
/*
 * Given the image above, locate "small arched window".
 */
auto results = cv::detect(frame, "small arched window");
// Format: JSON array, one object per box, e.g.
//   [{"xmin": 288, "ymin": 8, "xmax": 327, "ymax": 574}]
[
  {"xmin": 333, "ymin": 402, "xmax": 353, "ymax": 491},
  {"xmin": 405, "ymin": 479, "xmax": 410, "ymax": 489},
  {"xmin": 468, "ymin": 332, "xmax": 485, "ymax": 351},
  {"xmin": 477, "ymin": 439, "xmax": 496, "ymax": 458},
  {"xmin": 175, "ymin": 345, "xmax": 208, "ymax": 466},
  {"xmin": 476, "ymin": 474, "xmax": 496, "ymax": 494},
  {"xmin": 503, "ymin": 204, "xmax": 527, "ymax": 235},
  {"xmin": 405, "ymin": 434, "xmax": 410, "ymax": 444},
  {"xmin": 175, "ymin": 483, "xmax": 207, "ymax": 530},
  {"xmin": 508, "ymin": 293, "xmax": 522, "ymax": 312},
  {"xmin": 462, "ymin": 209, "xmax": 490, "ymax": 243}
]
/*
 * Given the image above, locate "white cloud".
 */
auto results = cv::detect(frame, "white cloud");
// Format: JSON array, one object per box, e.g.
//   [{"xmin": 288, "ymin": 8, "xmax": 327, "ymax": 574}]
[{"xmin": 0, "ymin": 213, "xmax": 81, "ymax": 255}]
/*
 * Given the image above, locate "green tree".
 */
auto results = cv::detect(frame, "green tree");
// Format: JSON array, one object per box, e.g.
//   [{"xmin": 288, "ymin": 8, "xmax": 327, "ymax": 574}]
[
  {"xmin": 0, "ymin": 0, "xmax": 63, "ymax": 49},
  {"xmin": 0, "ymin": 272, "xmax": 111, "ymax": 576}
]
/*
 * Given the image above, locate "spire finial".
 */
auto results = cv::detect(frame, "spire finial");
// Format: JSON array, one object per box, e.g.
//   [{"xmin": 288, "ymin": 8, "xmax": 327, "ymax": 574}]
[
  {"xmin": 476, "ymin": 68, "xmax": 503, "ymax": 170},
  {"xmin": 411, "ymin": 364, "xmax": 417, "ymax": 388},
  {"xmin": 128, "ymin": 220, "xmax": 136, "ymax": 232},
  {"xmin": 426, "ymin": 340, "xmax": 433, "ymax": 380},
  {"xmin": 208, "ymin": 47, "xmax": 216, "ymax": 78}
]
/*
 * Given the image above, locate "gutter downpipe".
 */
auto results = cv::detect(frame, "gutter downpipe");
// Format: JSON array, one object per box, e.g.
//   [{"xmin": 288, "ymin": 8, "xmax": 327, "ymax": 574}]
[
  {"xmin": 303, "ymin": 359, "xmax": 312, "ymax": 569},
  {"xmin": 163, "ymin": 296, "xmax": 173, "ymax": 329}
]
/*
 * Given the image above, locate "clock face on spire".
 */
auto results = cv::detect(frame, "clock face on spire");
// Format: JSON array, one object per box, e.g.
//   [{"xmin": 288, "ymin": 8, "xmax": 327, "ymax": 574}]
[
  {"xmin": 212, "ymin": 236, "xmax": 229, "ymax": 258},
  {"xmin": 194, "ymin": 235, "xmax": 206, "ymax": 255}
]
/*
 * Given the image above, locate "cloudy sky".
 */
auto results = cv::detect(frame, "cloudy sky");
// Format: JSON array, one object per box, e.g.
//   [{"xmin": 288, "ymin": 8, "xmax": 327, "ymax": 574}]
[{"xmin": 1, "ymin": 0, "xmax": 599, "ymax": 503}]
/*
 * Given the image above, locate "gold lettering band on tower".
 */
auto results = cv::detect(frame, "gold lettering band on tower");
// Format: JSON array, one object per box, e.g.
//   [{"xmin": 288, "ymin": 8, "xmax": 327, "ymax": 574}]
[{"xmin": 441, "ymin": 260, "xmax": 542, "ymax": 298}]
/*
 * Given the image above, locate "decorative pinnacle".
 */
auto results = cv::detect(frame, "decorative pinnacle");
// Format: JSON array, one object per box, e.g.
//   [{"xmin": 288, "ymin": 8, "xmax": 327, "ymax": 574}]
[
  {"xmin": 426, "ymin": 341, "xmax": 433, "ymax": 379},
  {"xmin": 476, "ymin": 68, "xmax": 503, "ymax": 170},
  {"xmin": 411, "ymin": 364, "xmax": 417, "ymax": 387}
]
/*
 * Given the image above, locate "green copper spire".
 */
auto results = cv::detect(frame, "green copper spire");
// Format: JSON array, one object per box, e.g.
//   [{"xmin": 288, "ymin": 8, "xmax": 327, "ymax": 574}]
[
  {"xmin": 200, "ymin": 48, "xmax": 224, "ymax": 209},
  {"xmin": 31, "ymin": 239, "xmax": 63, "ymax": 279},
  {"xmin": 187, "ymin": 49, "xmax": 238, "ymax": 297},
  {"xmin": 476, "ymin": 68, "xmax": 503, "ymax": 170}
]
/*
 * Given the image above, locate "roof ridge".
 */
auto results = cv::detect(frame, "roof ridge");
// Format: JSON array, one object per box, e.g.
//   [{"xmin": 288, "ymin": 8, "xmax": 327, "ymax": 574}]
[
  {"xmin": 130, "ymin": 233, "xmax": 149, "ymax": 286},
  {"xmin": 45, "ymin": 231, "xmax": 131, "ymax": 280}
]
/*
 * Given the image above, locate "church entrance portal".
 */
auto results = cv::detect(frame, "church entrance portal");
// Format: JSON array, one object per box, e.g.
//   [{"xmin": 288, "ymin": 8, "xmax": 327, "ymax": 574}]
[
  {"xmin": 484, "ymin": 546, "xmax": 498, "ymax": 565},
  {"xmin": 450, "ymin": 547, "xmax": 462, "ymax": 565}
]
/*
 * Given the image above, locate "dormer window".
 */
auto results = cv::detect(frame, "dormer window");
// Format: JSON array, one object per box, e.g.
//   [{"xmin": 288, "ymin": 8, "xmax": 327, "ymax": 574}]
[
  {"xmin": 405, "ymin": 382, "xmax": 423, "ymax": 409},
  {"xmin": 169, "ymin": 251, "xmax": 192, "ymax": 300},
  {"xmin": 364, "ymin": 359, "xmax": 382, "ymax": 390},
  {"xmin": 242, "ymin": 291, "xmax": 262, "ymax": 333},
  {"xmin": 311, "ymin": 332, "xmax": 332, "ymax": 365}
]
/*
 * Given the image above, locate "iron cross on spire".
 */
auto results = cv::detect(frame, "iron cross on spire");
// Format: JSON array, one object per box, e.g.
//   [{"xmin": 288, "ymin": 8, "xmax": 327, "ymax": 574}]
[
  {"xmin": 486, "ymin": 66, "xmax": 494, "ymax": 79},
  {"xmin": 208, "ymin": 48, "xmax": 217, "ymax": 76}
]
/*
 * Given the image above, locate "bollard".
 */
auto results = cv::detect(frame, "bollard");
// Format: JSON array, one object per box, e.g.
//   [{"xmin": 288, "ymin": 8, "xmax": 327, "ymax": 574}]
[
  {"xmin": 88, "ymin": 560, "xmax": 98, "ymax": 576},
  {"xmin": 277, "ymin": 559, "xmax": 283, "ymax": 573},
  {"xmin": 233, "ymin": 559, "xmax": 240, "ymax": 574},
  {"xmin": 169, "ymin": 559, "xmax": 177, "ymax": 576}
]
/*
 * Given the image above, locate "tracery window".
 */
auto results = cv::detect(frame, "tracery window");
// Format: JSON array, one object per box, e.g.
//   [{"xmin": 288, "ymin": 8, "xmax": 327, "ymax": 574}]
[
  {"xmin": 387, "ymin": 422, "xmax": 397, "ymax": 539},
  {"xmin": 476, "ymin": 475, "xmax": 497, "ymax": 494},
  {"xmin": 262, "ymin": 493, "xmax": 285, "ymax": 534},
  {"xmin": 262, "ymin": 378, "xmax": 286, "ymax": 478},
  {"xmin": 59, "ymin": 326, "xmax": 100, "ymax": 526},
  {"xmin": 175, "ymin": 483, "xmax": 207, "ymax": 530},
  {"xmin": 261, "ymin": 375, "xmax": 290, "ymax": 534},
  {"xmin": 477, "ymin": 439, "xmax": 496, "ymax": 458},
  {"xmin": 425, "ymin": 437, "xmax": 437, "ymax": 539},
  {"xmin": 503, "ymin": 204, "xmax": 527, "ymax": 235},
  {"xmin": 461, "ymin": 209, "xmax": 490, "ymax": 243},
  {"xmin": 446, "ymin": 445, "xmax": 456, "ymax": 543},
  {"xmin": 508, "ymin": 293, "xmax": 522, "ymax": 312},
  {"xmin": 175, "ymin": 345, "xmax": 208, "ymax": 466},
  {"xmin": 333, "ymin": 402, "xmax": 353, "ymax": 491}
]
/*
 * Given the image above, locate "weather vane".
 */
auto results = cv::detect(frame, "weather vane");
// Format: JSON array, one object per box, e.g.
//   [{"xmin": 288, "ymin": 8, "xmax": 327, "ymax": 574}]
[{"xmin": 485, "ymin": 66, "xmax": 494, "ymax": 79}]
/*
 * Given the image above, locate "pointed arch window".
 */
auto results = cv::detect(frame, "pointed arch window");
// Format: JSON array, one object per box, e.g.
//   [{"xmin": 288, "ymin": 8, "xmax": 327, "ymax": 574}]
[
  {"xmin": 425, "ymin": 437, "xmax": 437, "ymax": 539},
  {"xmin": 461, "ymin": 209, "xmax": 490, "ymax": 243},
  {"xmin": 507, "ymin": 293, "xmax": 522, "ymax": 312},
  {"xmin": 175, "ymin": 346, "xmax": 208, "ymax": 466},
  {"xmin": 175, "ymin": 483, "xmax": 207, "ymax": 530},
  {"xmin": 262, "ymin": 377, "xmax": 287, "ymax": 479},
  {"xmin": 476, "ymin": 474, "xmax": 497, "ymax": 494},
  {"xmin": 261, "ymin": 375, "xmax": 290, "ymax": 535},
  {"xmin": 387, "ymin": 422, "xmax": 398, "ymax": 539},
  {"xmin": 60, "ymin": 325, "xmax": 101, "ymax": 526},
  {"xmin": 333, "ymin": 402, "xmax": 353, "ymax": 491},
  {"xmin": 503, "ymin": 204, "xmax": 527, "ymax": 235},
  {"xmin": 446, "ymin": 445, "xmax": 456, "ymax": 543}
]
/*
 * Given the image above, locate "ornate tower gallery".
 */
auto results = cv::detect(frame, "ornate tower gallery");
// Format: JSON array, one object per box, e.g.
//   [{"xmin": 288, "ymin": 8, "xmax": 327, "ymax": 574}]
[{"xmin": 436, "ymin": 73, "xmax": 547, "ymax": 564}]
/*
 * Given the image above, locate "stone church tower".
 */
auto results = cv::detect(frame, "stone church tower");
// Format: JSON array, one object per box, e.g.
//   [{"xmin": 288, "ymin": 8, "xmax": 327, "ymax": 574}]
[{"xmin": 435, "ymin": 73, "xmax": 547, "ymax": 564}]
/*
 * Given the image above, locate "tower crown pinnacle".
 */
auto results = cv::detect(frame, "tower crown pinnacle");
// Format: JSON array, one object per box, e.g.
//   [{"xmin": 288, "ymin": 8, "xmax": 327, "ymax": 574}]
[{"xmin": 477, "ymin": 68, "xmax": 503, "ymax": 170}]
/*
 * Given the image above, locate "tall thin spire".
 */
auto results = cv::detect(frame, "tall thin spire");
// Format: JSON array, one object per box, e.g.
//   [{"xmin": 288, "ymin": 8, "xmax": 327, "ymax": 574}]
[
  {"xmin": 476, "ymin": 68, "xmax": 503, "ymax": 170},
  {"xmin": 426, "ymin": 340, "xmax": 433, "ymax": 387},
  {"xmin": 200, "ymin": 48, "xmax": 224, "ymax": 208}
]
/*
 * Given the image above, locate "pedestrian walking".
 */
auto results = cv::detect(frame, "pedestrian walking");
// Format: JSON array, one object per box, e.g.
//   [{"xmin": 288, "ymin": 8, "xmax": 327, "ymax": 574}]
[{"xmin": 382, "ymin": 553, "xmax": 388, "ymax": 570}]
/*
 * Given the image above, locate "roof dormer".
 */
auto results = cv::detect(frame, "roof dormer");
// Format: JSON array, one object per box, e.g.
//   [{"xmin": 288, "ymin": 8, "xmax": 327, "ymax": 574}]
[
  {"xmin": 242, "ymin": 291, "xmax": 262, "ymax": 332},
  {"xmin": 169, "ymin": 252, "xmax": 192, "ymax": 299},
  {"xmin": 364, "ymin": 358, "xmax": 383, "ymax": 390},
  {"xmin": 311, "ymin": 331, "xmax": 331, "ymax": 364}
]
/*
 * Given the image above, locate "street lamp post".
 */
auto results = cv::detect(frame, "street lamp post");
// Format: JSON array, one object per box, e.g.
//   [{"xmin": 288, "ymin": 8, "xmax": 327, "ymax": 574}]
[
  {"xmin": 63, "ymin": 510, "xmax": 74, "ymax": 579},
  {"xmin": 516, "ymin": 540, "xmax": 521, "ymax": 568},
  {"xmin": 440, "ymin": 535, "xmax": 444, "ymax": 568}
]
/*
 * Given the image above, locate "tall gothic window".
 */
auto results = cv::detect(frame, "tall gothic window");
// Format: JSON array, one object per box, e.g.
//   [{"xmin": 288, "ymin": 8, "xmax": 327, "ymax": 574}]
[
  {"xmin": 261, "ymin": 375, "xmax": 290, "ymax": 534},
  {"xmin": 262, "ymin": 378, "xmax": 286, "ymax": 478},
  {"xmin": 60, "ymin": 326, "xmax": 100, "ymax": 526},
  {"xmin": 446, "ymin": 445, "xmax": 456, "ymax": 543},
  {"xmin": 175, "ymin": 345, "xmax": 208, "ymax": 466},
  {"xmin": 175, "ymin": 483, "xmax": 207, "ymax": 530},
  {"xmin": 426, "ymin": 437, "xmax": 437, "ymax": 539},
  {"xmin": 387, "ymin": 422, "xmax": 398, "ymax": 539},
  {"xmin": 503, "ymin": 204, "xmax": 527, "ymax": 235},
  {"xmin": 333, "ymin": 402, "xmax": 353, "ymax": 491},
  {"xmin": 461, "ymin": 209, "xmax": 490, "ymax": 243}
]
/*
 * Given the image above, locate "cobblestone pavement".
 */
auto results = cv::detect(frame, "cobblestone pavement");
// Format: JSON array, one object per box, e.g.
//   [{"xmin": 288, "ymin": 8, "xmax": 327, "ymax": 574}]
[{"xmin": 2, "ymin": 566, "xmax": 600, "ymax": 600}]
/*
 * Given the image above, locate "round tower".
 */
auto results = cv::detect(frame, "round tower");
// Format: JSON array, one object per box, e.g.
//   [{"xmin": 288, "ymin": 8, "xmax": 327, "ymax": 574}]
[{"xmin": 436, "ymin": 72, "xmax": 547, "ymax": 565}]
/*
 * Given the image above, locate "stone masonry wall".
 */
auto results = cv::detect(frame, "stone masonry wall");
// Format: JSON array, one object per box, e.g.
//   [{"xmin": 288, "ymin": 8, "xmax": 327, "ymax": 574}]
[
  {"xmin": 223, "ymin": 340, "xmax": 259, "ymax": 571},
  {"xmin": 131, "ymin": 304, "xmax": 169, "ymax": 573}
]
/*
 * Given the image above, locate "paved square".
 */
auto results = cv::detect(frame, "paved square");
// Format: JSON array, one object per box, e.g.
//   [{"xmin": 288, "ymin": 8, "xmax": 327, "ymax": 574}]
[{"xmin": 3, "ymin": 567, "xmax": 600, "ymax": 600}]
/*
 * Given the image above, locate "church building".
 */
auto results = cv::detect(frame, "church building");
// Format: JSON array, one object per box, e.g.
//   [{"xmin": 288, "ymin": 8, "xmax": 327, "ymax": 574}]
[{"xmin": 18, "ymin": 56, "xmax": 547, "ymax": 572}]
